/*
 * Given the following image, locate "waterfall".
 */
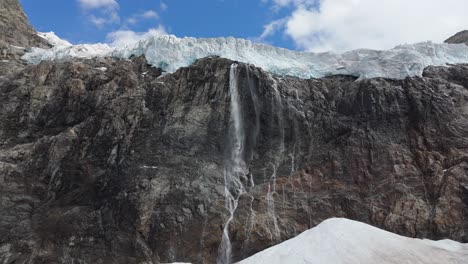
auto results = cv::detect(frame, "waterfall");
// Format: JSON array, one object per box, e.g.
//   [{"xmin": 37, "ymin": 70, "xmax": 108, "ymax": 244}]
[
  {"xmin": 218, "ymin": 64, "xmax": 247, "ymax": 264},
  {"xmin": 218, "ymin": 64, "xmax": 289, "ymax": 262},
  {"xmin": 246, "ymin": 65, "xmax": 260, "ymax": 188},
  {"xmin": 265, "ymin": 75, "xmax": 284, "ymax": 242}
]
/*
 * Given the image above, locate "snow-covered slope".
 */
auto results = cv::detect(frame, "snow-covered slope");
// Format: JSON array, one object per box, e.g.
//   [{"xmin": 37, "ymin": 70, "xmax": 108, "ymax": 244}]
[
  {"xmin": 24, "ymin": 32, "xmax": 112, "ymax": 64},
  {"xmin": 37, "ymin": 32, "xmax": 72, "ymax": 47},
  {"xmin": 23, "ymin": 32, "xmax": 468, "ymax": 79},
  {"xmin": 237, "ymin": 218, "xmax": 468, "ymax": 264}
]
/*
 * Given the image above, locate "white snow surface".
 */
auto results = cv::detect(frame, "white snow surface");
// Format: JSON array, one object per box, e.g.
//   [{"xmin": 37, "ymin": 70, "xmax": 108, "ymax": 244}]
[
  {"xmin": 37, "ymin": 32, "xmax": 72, "ymax": 47},
  {"xmin": 237, "ymin": 218, "xmax": 468, "ymax": 264},
  {"xmin": 23, "ymin": 32, "xmax": 468, "ymax": 79}
]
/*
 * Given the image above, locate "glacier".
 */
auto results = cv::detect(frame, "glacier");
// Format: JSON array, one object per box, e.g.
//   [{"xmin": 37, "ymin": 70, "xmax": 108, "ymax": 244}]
[
  {"xmin": 23, "ymin": 31, "xmax": 468, "ymax": 80},
  {"xmin": 37, "ymin": 32, "xmax": 72, "ymax": 47},
  {"xmin": 237, "ymin": 218, "xmax": 468, "ymax": 264}
]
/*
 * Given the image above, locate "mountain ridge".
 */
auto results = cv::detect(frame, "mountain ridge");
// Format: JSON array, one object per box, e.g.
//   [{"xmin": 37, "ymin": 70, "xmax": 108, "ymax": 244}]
[
  {"xmin": 0, "ymin": 0, "xmax": 49, "ymax": 48},
  {"xmin": 445, "ymin": 30, "xmax": 468, "ymax": 45}
]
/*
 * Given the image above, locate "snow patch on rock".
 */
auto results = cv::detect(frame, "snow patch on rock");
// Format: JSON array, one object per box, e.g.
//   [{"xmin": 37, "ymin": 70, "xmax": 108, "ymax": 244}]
[{"xmin": 37, "ymin": 32, "xmax": 72, "ymax": 47}]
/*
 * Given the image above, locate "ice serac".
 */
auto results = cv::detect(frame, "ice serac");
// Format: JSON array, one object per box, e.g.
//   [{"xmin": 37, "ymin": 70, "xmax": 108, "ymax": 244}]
[
  {"xmin": 237, "ymin": 218, "xmax": 468, "ymax": 264},
  {"xmin": 23, "ymin": 31, "xmax": 468, "ymax": 80},
  {"xmin": 23, "ymin": 31, "xmax": 112, "ymax": 64}
]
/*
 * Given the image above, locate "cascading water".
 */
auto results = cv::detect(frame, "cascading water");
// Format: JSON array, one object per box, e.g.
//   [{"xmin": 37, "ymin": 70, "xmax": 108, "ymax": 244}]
[
  {"xmin": 245, "ymin": 65, "xmax": 260, "ymax": 188},
  {"xmin": 265, "ymin": 75, "xmax": 284, "ymax": 242},
  {"xmin": 218, "ymin": 64, "xmax": 296, "ymax": 261},
  {"xmin": 218, "ymin": 64, "xmax": 248, "ymax": 264},
  {"xmin": 288, "ymin": 88, "xmax": 304, "ymax": 175}
]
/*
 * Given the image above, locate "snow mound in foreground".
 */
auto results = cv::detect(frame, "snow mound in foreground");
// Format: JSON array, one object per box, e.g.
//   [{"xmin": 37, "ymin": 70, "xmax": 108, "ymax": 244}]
[
  {"xmin": 237, "ymin": 218, "xmax": 468, "ymax": 264},
  {"xmin": 23, "ymin": 32, "xmax": 468, "ymax": 80}
]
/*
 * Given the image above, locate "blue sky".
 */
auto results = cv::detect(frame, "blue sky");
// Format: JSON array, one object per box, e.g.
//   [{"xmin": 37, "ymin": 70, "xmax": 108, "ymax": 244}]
[
  {"xmin": 19, "ymin": 0, "xmax": 468, "ymax": 52},
  {"xmin": 20, "ymin": 0, "xmax": 297, "ymax": 49}
]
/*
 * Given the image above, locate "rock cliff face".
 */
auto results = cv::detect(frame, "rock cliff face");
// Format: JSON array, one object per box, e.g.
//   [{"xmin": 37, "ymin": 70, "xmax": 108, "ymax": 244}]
[
  {"xmin": 0, "ymin": 0, "xmax": 50, "ymax": 77},
  {"xmin": 1, "ymin": 55, "xmax": 468, "ymax": 263},
  {"xmin": 446, "ymin": 30, "xmax": 468, "ymax": 45},
  {"xmin": 0, "ymin": 1, "xmax": 468, "ymax": 264},
  {"xmin": 0, "ymin": 0, "xmax": 49, "ymax": 48}
]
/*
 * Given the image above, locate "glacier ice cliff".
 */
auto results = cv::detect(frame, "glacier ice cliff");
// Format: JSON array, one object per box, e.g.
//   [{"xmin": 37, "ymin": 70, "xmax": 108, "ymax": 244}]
[{"xmin": 23, "ymin": 31, "xmax": 468, "ymax": 80}]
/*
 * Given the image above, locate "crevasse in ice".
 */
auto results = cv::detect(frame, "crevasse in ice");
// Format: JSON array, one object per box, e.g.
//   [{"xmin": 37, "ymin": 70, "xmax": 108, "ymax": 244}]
[{"xmin": 23, "ymin": 31, "xmax": 468, "ymax": 80}]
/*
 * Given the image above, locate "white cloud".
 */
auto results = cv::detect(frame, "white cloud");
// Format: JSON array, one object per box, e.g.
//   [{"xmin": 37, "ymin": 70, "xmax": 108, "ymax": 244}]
[
  {"xmin": 262, "ymin": 0, "xmax": 468, "ymax": 52},
  {"xmin": 142, "ymin": 10, "xmax": 158, "ymax": 19},
  {"xmin": 78, "ymin": 0, "xmax": 118, "ymax": 10},
  {"xmin": 89, "ymin": 16, "xmax": 108, "ymax": 27},
  {"xmin": 160, "ymin": 1, "xmax": 168, "ymax": 11},
  {"xmin": 262, "ymin": 0, "xmax": 315, "ymax": 11},
  {"xmin": 77, "ymin": 0, "xmax": 120, "ymax": 27},
  {"xmin": 125, "ymin": 10, "xmax": 159, "ymax": 26},
  {"xmin": 271, "ymin": 0, "xmax": 311, "ymax": 7},
  {"xmin": 89, "ymin": 11, "xmax": 120, "ymax": 27},
  {"xmin": 259, "ymin": 18, "xmax": 287, "ymax": 40},
  {"xmin": 126, "ymin": 17, "xmax": 138, "ymax": 25},
  {"xmin": 106, "ymin": 26, "xmax": 167, "ymax": 47}
]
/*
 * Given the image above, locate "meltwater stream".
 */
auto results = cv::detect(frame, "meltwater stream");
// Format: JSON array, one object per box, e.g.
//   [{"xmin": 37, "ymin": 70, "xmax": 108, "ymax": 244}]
[{"xmin": 218, "ymin": 64, "xmax": 248, "ymax": 264}]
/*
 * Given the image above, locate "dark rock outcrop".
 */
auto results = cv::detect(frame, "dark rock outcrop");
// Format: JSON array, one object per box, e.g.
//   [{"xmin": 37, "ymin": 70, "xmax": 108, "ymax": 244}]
[
  {"xmin": 0, "ymin": 0, "xmax": 49, "ymax": 48},
  {"xmin": 0, "ymin": 0, "xmax": 50, "ymax": 77},
  {"xmin": 445, "ymin": 30, "xmax": 468, "ymax": 45}
]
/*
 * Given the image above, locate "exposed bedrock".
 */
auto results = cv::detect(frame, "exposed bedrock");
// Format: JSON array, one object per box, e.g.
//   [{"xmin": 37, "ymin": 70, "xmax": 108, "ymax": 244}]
[
  {"xmin": 445, "ymin": 30, "xmax": 468, "ymax": 45},
  {"xmin": 0, "ymin": 0, "xmax": 49, "ymax": 48},
  {"xmin": 0, "ymin": 53, "xmax": 467, "ymax": 263},
  {"xmin": 0, "ymin": 0, "xmax": 50, "ymax": 78}
]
